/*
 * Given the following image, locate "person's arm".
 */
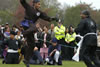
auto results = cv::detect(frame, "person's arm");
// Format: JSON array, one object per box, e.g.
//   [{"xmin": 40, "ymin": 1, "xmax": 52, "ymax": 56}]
[
  {"xmin": 20, "ymin": 0, "xmax": 30, "ymax": 9},
  {"xmin": 40, "ymin": 11, "xmax": 57, "ymax": 22},
  {"xmin": 59, "ymin": 26, "xmax": 65, "ymax": 34},
  {"xmin": 18, "ymin": 40, "xmax": 22, "ymax": 49},
  {"xmin": 54, "ymin": 27, "xmax": 61, "ymax": 35},
  {"xmin": 49, "ymin": 49, "xmax": 57, "ymax": 56},
  {"xmin": 48, "ymin": 45, "xmax": 52, "ymax": 56},
  {"xmin": 75, "ymin": 20, "xmax": 85, "ymax": 34},
  {"xmin": 57, "ymin": 44, "xmax": 61, "ymax": 51},
  {"xmin": 2, "ymin": 39, "xmax": 8, "ymax": 49},
  {"xmin": 68, "ymin": 33, "xmax": 76, "ymax": 42}
]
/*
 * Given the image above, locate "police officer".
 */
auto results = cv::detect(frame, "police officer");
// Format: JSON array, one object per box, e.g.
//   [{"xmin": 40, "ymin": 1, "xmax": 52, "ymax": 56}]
[
  {"xmin": 19, "ymin": 0, "xmax": 57, "ymax": 67},
  {"xmin": 54, "ymin": 19, "xmax": 65, "ymax": 60},
  {"xmin": 65, "ymin": 25, "xmax": 76, "ymax": 60},
  {"xmin": 54, "ymin": 19, "xmax": 65, "ymax": 44},
  {"xmin": 75, "ymin": 10, "xmax": 100, "ymax": 67}
]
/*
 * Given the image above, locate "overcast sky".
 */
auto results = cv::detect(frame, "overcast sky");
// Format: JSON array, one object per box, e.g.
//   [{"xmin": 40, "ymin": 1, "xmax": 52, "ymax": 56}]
[{"xmin": 58, "ymin": 0, "xmax": 100, "ymax": 10}]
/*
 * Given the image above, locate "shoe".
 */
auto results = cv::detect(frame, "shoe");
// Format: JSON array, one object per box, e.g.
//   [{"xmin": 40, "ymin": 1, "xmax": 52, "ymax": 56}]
[
  {"xmin": 43, "ymin": 60, "xmax": 46, "ymax": 64},
  {"xmin": 39, "ymin": 62, "xmax": 44, "ymax": 65},
  {"xmin": 2, "ymin": 60, "xmax": 5, "ymax": 64},
  {"xmin": 57, "ymin": 62, "xmax": 62, "ymax": 66}
]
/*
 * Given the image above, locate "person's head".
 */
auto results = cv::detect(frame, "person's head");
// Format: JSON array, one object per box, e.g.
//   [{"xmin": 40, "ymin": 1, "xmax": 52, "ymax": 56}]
[
  {"xmin": 50, "ymin": 24, "xmax": 54, "ymax": 30},
  {"xmin": 65, "ymin": 26, "xmax": 69, "ymax": 33},
  {"xmin": 19, "ymin": 25, "xmax": 24, "ymax": 31},
  {"xmin": 5, "ymin": 27, "xmax": 10, "ymax": 32},
  {"xmin": 52, "ymin": 38, "xmax": 57, "ymax": 46},
  {"xmin": 36, "ymin": 23, "xmax": 40, "ymax": 28},
  {"xmin": 43, "ymin": 26, "xmax": 48, "ymax": 33},
  {"xmin": 69, "ymin": 25, "xmax": 74, "ymax": 33},
  {"xmin": 0, "ymin": 25, "xmax": 1, "ymax": 29},
  {"xmin": 57, "ymin": 19, "xmax": 63, "ymax": 27},
  {"xmin": 17, "ymin": 31, "xmax": 21, "ymax": 35},
  {"xmin": 12, "ymin": 25, "xmax": 17, "ymax": 31},
  {"xmin": 80, "ymin": 10, "xmax": 90, "ymax": 19},
  {"xmin": 33, "ymin": 0, "xmax": 41, "ymax": 9},
  {"xmin": 10, "ymin": 31, "xmax": 16, "ymax": 39},
  {"xmin": 98, "ymin": 31, "xmax": 100, "ymax": 35},
  {"xmin": 5, "ymin": 23, "xmax": 9, "ymax": 27}
]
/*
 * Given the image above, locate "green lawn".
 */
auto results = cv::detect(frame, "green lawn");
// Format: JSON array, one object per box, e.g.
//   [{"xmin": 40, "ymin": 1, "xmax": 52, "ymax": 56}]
[{"xmin": 0, "ymin": 59, "xmax": 86, "ymax": 67}]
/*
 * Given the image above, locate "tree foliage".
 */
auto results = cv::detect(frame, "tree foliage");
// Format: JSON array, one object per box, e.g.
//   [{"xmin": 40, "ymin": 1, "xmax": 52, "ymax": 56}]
[
  {"xmin": 0, "ymin": 0, "xmax": 100, "ymax": 30},
  {"xmin": 63, "ymin": 2, "xmax": 100, "ymax": 30}
]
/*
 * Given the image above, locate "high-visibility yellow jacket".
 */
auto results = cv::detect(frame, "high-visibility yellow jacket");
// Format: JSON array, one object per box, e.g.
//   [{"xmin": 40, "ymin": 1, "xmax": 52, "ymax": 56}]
[
  {"xmin": 65, "ymin": 32, "xmax": 76, "ymax": 42},
  {"xmin": 54, "ymin": 25, "xmax": 65, "ymax": 40}
]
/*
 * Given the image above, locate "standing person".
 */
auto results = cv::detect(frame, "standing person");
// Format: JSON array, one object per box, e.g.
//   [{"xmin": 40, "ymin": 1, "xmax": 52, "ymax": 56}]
[
  {"xmin": 48, "ymin": 24, "xmax": 55, "ymax": 39},
  {"xmin": 19, "ymin": 0, "xmax": 57, "ymax": 67},
  {"xmin": 75, "ymin": 10, "xmax": 100, "ymax": 67},
  {"xmin": 65, "ymin": 25, "xmax": 76, "ymax": 60},
  {"xmin": 54, "ymin": 19, "xmax": 65, "ymax": 44},
  {"xmin": 40, "ymin": 26, "xmax": 51, "ymax": 60},
  {"xmin": 97, "ymin": 31, "xmax": 100, "ymax": 47},
  {"xmin": 54, "ymin": 19, "xmax": 65, "ymax": 60}
]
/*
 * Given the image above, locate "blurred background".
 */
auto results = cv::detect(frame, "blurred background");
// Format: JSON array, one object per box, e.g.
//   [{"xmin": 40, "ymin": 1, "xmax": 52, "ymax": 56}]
[{"xmin": 0, "ymin": 0, "xmax": 100, "ymax": 29}]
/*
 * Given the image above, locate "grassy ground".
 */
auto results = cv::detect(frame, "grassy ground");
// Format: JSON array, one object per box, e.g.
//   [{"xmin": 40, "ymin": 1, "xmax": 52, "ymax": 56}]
[{"xmin": 0, "ymin": 59, "xmax": 86, "ymax": 67}]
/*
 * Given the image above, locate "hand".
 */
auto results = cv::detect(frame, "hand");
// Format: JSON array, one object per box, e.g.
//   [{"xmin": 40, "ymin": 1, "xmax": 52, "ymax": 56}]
[
  {"xmin": 66, "ymin": 41, "xmax": 70, "ymax": 44},
  {"xmin": 49, "ymin": 49, "xmax": 57, "ymax": 56},
  {"xmin": 5, "ymin": 48, "xmax": 8, "ymax": 50},
  {"xmin": 53, "ymin": 49, "xmax": 57, "ymax": 52},
  {"xmin": 51, "ymin": 17, "xmax": 58, "ymax": 21},
  {"xmin": 43, "ymin": 43, "xmax": 47, "ymax": 48},
  {"xmin": 34, "ymin": 47, "xmax": 38, "ymax": 51}
]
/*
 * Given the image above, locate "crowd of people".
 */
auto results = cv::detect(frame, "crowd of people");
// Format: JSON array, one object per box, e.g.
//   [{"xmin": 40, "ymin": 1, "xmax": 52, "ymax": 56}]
[
  {"xmin": 0, "ymin": 20, "xmax": 100, "ymax": 65},
  {"xmin": 0, "ymin": 0, "xmax": 100, "ymax": 67},
  {"xmin": 0, "ymin": 21, "xmax": 76, "ymax": 64}
]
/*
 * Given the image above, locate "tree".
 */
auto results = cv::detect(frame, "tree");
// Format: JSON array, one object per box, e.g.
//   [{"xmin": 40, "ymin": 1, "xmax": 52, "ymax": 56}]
[
  {"xmin": 0, "ymin": 10, "xmax": 14, "ymax": 26},
  {"xmin": 63, "ymin": 2, "xmax": 100, "ymax": 30}
]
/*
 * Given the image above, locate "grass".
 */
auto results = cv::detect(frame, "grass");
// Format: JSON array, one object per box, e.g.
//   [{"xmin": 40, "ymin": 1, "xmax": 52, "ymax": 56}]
[{"xmin": 0, "ymin": 59, "xmax": 86, "ymax": 67}]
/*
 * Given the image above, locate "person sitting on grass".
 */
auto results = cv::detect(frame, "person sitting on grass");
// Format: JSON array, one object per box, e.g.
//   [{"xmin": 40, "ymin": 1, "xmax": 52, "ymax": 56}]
[
  {"xmin": 3, "ymin": 31, "xmax": 21, "ymax": 64},
  {"xmin": 45, "ymin": 38, "xmax": 62, "ymax": 65}
]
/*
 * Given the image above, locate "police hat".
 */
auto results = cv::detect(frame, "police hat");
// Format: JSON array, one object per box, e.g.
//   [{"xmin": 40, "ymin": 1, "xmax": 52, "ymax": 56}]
[
  {"xmin": 52, "ymin": 38, "xmax": 57, "ymax": 43},
  {"xmin": 33, "ymin": 0, "xmax": 40, "ymax": 3},
  {"xmin": 10, "ymin": 31, "xmax": 16, "ymax": 35},
  {"xmin": 81, "ymin": 10, "xmax": 90, "ymax": 16},
  {"xmin": 57, "ymin": 19, "xmax": 63, "ymax": 24}
]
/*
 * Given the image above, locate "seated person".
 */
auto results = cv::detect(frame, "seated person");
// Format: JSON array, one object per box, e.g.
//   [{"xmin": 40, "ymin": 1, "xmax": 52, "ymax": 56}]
[
  {"xmin": 20, "ymin": 44, "xmax": 43, "ymax": 65},
  {"xmin": 45, "ymin": 38, "xmax": 62, "ymax": 65},
  {"xmin": 3, "ymin": 31, "xmax": 21, "ymax": 64}
]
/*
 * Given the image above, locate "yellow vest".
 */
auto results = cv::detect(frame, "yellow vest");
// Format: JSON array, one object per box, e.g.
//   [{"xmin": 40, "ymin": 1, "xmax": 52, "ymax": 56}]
[
  {"xmin": 65, "ymin": 32, "xmax": 76, "ymax": 42},
  {"xmin": 54, "ymin": 25, "xmax": 65, "ymax": 40}
]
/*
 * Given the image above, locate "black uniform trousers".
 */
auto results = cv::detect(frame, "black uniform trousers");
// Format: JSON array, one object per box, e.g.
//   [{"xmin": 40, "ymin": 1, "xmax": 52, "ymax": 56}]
[
  {"xmin": 80, "ymin": 35, "xmax": 100, "ymax": 67},
  {"xmin": 23, "ymin": 23, "xmax": 38, "ymax": 62},
  {"xmin": 57, "ymin": 38, "xmax": 65, "ymax": 60},
  {"xmin": 6, "ymin": 53, "xmax": 19, "ymax": 64},
  {"xmin": 64, "ymin": 41, "xmax": 76, "ymax": 60}
]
